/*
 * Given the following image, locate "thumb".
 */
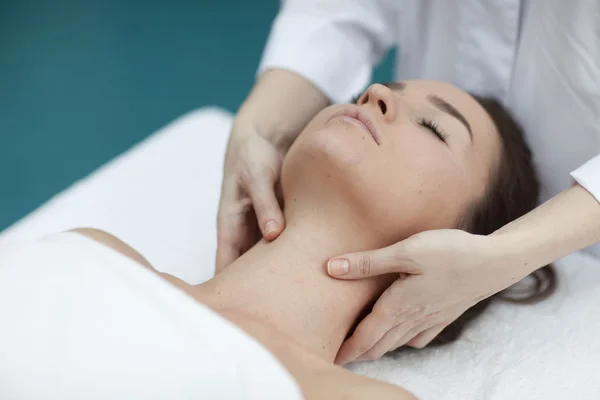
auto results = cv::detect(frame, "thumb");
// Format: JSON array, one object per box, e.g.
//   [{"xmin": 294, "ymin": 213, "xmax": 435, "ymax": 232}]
[
  {"xmin": 327, "ymin": 241, "xmax": 422, "ymax": 279},
  {"xmin": 247, "ymin": 177, "xmax": 285, "ymax": 241}
]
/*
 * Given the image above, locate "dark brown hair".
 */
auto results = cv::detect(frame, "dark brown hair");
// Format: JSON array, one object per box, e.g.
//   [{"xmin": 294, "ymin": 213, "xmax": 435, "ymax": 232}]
[
  {"xmin": 428, "ymin": 95, "xmax": 557, "ymax": 346},
  {"xmin": 350, "ymin": 88, "xmax": 556, "ymax": 348}
]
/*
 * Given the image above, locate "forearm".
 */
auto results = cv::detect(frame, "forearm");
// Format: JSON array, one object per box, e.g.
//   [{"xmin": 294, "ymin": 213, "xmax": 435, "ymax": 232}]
[
  {"xmin": 492, "ymin": 184, "xmax": 600, "ymax": 276},
  {"xmin": 235, "ymin": 68, "xmax": 330, "ymax": 152}
]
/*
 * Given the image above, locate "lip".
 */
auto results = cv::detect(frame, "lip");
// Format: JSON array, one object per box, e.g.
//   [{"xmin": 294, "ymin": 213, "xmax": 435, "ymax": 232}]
[{"xmin": 328, "ymin": 105, "xmax": 381, "ymax": 145}]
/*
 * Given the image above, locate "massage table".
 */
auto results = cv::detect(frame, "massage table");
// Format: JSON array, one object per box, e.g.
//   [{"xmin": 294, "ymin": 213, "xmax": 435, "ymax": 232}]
[{"xmin": 1, "ymin": 108, "xmax": 599, "ymax": 399}]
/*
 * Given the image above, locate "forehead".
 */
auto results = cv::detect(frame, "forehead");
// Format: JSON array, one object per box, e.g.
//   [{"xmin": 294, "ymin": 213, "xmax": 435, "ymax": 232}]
[
  {"xmin": 389, "ymin": 80, "xmax": 500, "ymax": 146},
  {"xmin": 387, "ymin": 80, "xmax": 496, "ymax": 135}
]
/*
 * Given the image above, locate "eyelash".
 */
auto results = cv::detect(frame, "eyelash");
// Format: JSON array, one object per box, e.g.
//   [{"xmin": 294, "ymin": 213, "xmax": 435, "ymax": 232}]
[
  {"xmin": 419, "ymin": 118, "xmax": 448, "ymax": 142},
  {"xmin": 352, "ymin": 94, "xmax": 449, "ymax": 143}
]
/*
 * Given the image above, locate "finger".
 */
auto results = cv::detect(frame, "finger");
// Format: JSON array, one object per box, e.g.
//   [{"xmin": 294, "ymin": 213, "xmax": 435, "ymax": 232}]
[
  {"xmin": 274, "ymin": 180, "xmax": 284, "ymax": 209},
  {"xmin": 334, "ymin": 309, "xmax": 392, "ymax": 366},
  {"xmin": 355, "ymin": 309, "xmax": 435, "ymax": 360},
  {"xmin": 215, "ymin": 221, "xmax": 237, "ymax": 275},
  {"xmin": 406, "ymin": 324, "xmax": 447, "ymax": 349},
  {"xmin": 215, "ymin": 243, "xmax": 240, "ymax": 275},
  {"xmin": 353, "ymin": 324, "xmax": 414, "ymax": 362},
  {"xmin": 215, "ymin": 180, "xmax": 244, "ymax": 272},
  {"xmin": 391, "ymin": 317, "xmax": 440, "ymax": 350},
  {"xmin": 327, "ymin": 240, "xmax": 422, "ymax": 279},
  {"xmin": 245, "ymin": 177, "xmax": 285, "ymax": 241}
]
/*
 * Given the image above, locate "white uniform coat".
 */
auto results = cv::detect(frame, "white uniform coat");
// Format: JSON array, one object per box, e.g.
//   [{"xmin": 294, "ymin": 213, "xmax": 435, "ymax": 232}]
[{"xmin": 259, "ymin": 0, "xmax": 600, "ymax": 256}]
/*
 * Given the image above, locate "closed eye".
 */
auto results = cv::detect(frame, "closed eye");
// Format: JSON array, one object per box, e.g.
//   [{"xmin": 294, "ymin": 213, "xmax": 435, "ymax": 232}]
[{"xmin": 419, "ymin": 118, "xmax": 449, "ymax": 143}]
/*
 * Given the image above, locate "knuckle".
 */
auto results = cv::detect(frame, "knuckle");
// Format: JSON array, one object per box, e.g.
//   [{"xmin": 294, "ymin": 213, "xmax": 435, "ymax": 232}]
[
  {"xmin": 404, "ymin": 233, "xmax": 425, "ymax": 251},
  {"xmin": 356, "ymin": 345, "xmax": 370, "ymax": 355},
  {"xmin": 426, "ymin": 309, "xmax": 443, "ymax": 320},
  {"xmin": 239, "ymin": 164, "xmax": 256, "ymax": 187},
  {"xmin": 392, "ymin": 314, "xmax": 411, "ymax": 327},
  {"xmin": 390, "ymin": 301, "xmax": 405, "ymax": 315},
  {"xmin": 216, "ymin": 206, "xmax": 248, "ymax": 229},
  {"xmin": 396, "ymin": 239, "xmax": 420, "ymax": 265},
  {"xmin": 253, "ymin": 200, "xmax": 271, "ymax": 217},
  {"xmin": 391, "ymin": 243, "xmax": 410, "ymax": 261},
  {"xmin": 239, "ymin": 162, "xmax": 265, "ymax": 187},
  {"xmin": 413, "ymin": 305, "xmax": 428, "ymax": 319},
  {"xmin": 410, "ymin": 314, "xmax": 426, "ymax": 327},
  {"xmin": 358, "ymin": 255, "xmax": 372, "ymax": 277},
  {"xmin": 372, "ymin": 302, "xmax": 394, "ymax": 320},
  {"xmin": 391, "ymin": 308, "xmax": 408, "ymax": 324}
]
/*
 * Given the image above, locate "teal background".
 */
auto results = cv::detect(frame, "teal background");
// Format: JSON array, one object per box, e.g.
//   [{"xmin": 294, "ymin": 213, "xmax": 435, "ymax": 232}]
[{"xmin": 0, "ymin": 1, "xmax": 394, "ymax": 232}]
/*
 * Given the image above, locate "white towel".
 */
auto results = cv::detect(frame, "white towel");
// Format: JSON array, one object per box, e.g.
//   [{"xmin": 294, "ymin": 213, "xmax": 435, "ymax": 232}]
[{"xmin": 0, "ymin": 232, "xmax": 302, "ymax": 400}]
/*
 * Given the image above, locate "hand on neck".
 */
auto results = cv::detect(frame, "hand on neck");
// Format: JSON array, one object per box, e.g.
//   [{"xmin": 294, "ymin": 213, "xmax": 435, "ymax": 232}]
[{"xmin": 197, "ymin": 199, "xmax": 400, "ymax": 362}]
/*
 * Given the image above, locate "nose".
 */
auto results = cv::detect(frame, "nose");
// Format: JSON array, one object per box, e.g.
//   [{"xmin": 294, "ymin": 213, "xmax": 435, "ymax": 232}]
[{"xmin": 357, "ymin": 84, "xmax": 397, "ymax": 123}]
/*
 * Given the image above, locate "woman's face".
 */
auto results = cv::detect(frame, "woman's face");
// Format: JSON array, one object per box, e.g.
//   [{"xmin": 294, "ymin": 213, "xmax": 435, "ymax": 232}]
[{"xmin": 281, "ymin": 80, "xmax": 502, "ymax": 243}]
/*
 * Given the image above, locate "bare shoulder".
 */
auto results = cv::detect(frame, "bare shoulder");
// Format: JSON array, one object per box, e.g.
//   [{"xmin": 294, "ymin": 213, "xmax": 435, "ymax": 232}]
[
  {"xmin": 213, "ymin": 309, "xmax": 418, "ymax": 400},
  {"xmin": 302, "ymin": 362, "xmax": 418, "ymax": 400}
]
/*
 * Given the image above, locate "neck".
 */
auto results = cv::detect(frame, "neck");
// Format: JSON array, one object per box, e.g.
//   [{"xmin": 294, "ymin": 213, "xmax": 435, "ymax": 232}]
[{"xmin": 195, "ymin": 203, "xmax": 397, "ymax": 362}]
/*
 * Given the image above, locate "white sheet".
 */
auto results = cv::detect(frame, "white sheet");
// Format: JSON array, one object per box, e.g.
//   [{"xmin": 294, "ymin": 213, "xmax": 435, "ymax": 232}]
[
  {"xmin": 0, "ymin": 108, "xmax": 231, "ymax": 284},
  {"xmin": 2, "ymin": 107, "xmax": 599, "ymax": 399}
]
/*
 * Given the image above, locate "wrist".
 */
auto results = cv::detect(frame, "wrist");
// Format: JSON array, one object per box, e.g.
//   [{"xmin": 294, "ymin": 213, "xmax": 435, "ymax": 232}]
[
  {"xmin": 235, "ymin": 68, "xmax": 330, "ymax": 152},
  {"xmin": 489, "ymin": 185, "xmax": 600, "ymax": 274},
  {"xmin": 233, "ymin": 108, "xmax": 298, "ymax": 154},
  {"xmin": 486, "ymin": 232, "xmax": 539, "ymax": 283}
]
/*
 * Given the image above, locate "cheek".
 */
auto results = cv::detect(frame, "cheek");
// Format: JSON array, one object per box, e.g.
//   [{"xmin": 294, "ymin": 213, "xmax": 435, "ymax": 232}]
[
  {"xmin": 281, "ymin": 120, "xmax": 476, "ymax": 241},
  {"xmin": 368, "ymin": 142, "xmax": 473, "ymax": 233}
]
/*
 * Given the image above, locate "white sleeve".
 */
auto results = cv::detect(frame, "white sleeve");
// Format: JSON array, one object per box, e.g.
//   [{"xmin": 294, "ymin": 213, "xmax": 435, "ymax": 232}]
[
  {"xmin": 258, "ymin": 0, "xmax": 398, "ymax": 104},
  {"xmin": 571, "ymin": 154, "xmax": 600, "ymax": 203}
]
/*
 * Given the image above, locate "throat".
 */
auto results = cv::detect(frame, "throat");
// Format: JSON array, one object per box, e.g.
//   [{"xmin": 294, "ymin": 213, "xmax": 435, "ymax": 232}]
[{"xmin": 194, "ymin": 215, "xmax": 394, "ymax": 363}]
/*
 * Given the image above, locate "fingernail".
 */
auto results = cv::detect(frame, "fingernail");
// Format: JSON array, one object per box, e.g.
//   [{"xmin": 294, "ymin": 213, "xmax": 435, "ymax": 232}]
[
  {"xmin": 264, "ymin": 220, "xmax": 279, "ymax": 236},
  {"xmin": 328, "ymin": 258, "xmax": 350, "ymax": 276}
]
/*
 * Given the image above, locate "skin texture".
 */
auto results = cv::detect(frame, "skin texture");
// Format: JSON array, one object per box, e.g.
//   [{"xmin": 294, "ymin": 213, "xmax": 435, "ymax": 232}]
[
  {"xmin": 216, "ymin": 69, "xmax": 330, "ymax": 273},
  {"xmin": 72, "ymin": 80, "xmax": 501, "ymax": 399},
  {"xmin": 284, "ymin": 80, "xmax": 500, "ymax": 242}
]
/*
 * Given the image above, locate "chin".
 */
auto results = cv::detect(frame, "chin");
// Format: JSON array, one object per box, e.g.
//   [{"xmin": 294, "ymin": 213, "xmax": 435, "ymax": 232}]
[
  {"xmin": 282, "ymin": 135, "xmax": 396, "ymax": 235},
  {"xmin": 292, "ymin": 121, "xmax": 373, "ymax": 169},
  {"xmin": 283, "ymin": 124, "xmax": 371, "ymax": 188}
]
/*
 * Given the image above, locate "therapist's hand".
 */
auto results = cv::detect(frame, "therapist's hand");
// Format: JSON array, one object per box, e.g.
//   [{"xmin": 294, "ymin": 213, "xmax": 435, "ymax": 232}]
[
  {"xmin": 327, "ymin": 229, "xmax": 523, "ymax": 365},
  {"xmin": 216, "ymin": 126, "xmax": 286, "ymax": 274},
  {"xmin": 215, "ymin": 69, "xmax": 329, "ymax": 274}
]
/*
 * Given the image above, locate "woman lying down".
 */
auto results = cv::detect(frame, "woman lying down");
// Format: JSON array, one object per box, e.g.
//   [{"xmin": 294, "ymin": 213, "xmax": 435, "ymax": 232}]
[{"xmin": 0, "ymin": 81, "xmax": 556, "ymax": 399}]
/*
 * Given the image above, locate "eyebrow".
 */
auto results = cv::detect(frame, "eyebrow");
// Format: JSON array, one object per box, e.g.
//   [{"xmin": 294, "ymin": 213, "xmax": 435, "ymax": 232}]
[
  {"xmin": 383, "ymin": 82, "xmax": 473, "ymax": 142},
  {"xmin": 426, "ymin": 95, "xmax": 473, "ymax": 141}
]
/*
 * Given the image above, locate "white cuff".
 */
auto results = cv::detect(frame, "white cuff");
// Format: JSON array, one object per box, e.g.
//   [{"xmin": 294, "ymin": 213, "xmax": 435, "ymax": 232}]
[
  {"xmin": 571, "ymin": 154, "xmax": 600, "ymax": 203},
  {"xmin": 258, "ymin": 13, "xmax": 378, "ymax": 104}
]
